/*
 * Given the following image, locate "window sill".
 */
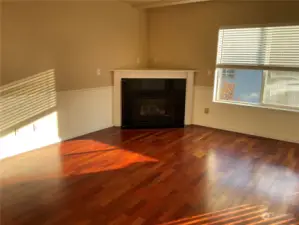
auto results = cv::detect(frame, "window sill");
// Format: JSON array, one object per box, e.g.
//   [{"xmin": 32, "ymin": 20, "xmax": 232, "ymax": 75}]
[{"xmin": 213, "ymin": 100, "xmax": 299, "ymax": 114}]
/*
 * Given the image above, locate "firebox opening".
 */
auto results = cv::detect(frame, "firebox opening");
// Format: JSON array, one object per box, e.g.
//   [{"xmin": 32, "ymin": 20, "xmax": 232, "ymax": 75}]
[{"xmin": 121, "ymin": 78, "xmax": 186, "ymax": 129}]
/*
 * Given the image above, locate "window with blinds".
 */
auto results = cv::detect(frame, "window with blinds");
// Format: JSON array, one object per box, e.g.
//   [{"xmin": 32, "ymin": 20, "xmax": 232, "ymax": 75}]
[{"xmin": 214, "ymin": 25, "xmax": 299, "ymax": 112}]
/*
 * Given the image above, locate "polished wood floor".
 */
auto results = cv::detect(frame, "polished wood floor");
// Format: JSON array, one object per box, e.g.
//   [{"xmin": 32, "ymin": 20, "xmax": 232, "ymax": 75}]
[{"xmin": 1, "ymin": 126, "xmax": 299, "ymax": 225}]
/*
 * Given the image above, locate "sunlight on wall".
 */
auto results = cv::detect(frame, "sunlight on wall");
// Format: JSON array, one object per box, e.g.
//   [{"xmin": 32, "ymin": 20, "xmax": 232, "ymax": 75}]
[
  {"xmin": 0, "ymin": 69, "xmax": 56, "ymax": 132},
  {"xmin": 0, "ymin": 69, "xmax": 60, "ymax": 159},
  {"xmin": 0, "ymin": 112, "xmax": 61, "ymax": 159}
]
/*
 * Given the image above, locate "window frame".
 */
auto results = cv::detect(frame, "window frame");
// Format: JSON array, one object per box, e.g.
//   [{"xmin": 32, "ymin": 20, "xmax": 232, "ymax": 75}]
[{"xmin": 213, "ymin": 24, "xmax": 299, "ymax": 113}]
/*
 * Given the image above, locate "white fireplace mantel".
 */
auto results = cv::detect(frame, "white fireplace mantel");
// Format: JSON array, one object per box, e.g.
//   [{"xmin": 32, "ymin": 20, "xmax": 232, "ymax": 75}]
[{"xmin": 113, "ymin": 69, "xmax": 195, "ymax": 127}]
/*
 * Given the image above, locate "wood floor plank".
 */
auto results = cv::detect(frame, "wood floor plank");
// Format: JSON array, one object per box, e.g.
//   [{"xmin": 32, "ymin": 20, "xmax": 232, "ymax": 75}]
[{"xmin": 1, "ymin": 126, "xmax": 299, "ymax": 224}]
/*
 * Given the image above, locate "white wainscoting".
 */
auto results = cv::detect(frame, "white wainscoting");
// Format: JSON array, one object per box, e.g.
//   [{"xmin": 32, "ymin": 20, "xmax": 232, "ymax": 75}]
[
  {"xmin": 57, "ymin": 86, "xmax": 113, "ymax": 140},
  {"xmin": 192, "ymin": 86, "xmax": 299, "ymax": 143},
  {"xmin": 0, "ymin": 86, "xmax": 113, "ymax": 159}
]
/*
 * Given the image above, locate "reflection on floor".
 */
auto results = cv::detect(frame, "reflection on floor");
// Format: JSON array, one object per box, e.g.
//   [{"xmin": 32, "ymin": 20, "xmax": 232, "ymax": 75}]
[
  {"xmin": 1, "ymin": 126, "xmax": 299, "ymax": 224},
  {"xmin": 160, "ymin": 204, "xmax": 295, "ymax": 225}
]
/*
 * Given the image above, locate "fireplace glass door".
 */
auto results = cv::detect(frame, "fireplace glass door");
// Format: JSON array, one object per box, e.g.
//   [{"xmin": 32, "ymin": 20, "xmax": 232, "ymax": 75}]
[{"xmin": 121, "ymin": 78, "xmax": 186, "ymax": 128}]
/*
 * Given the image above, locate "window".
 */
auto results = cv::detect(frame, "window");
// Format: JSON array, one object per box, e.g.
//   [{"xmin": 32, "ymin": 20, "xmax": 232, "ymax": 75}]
[
  {"xmin": 263, "ymin": 71, "xmax": 299, "ymax": 108},
  {"xmin": 217, "ymin": 68, "xmax": 263, "ymax": 104},
  {"xmin": 214, "ymin": 25, "xmax": 299, "ymax": 112}
]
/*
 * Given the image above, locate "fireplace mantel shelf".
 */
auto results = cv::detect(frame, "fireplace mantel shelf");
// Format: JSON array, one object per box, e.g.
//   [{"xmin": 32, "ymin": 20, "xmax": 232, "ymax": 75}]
[{"xmin": 113, "ymin": 70, "xmax": 195, "ymax": 127}]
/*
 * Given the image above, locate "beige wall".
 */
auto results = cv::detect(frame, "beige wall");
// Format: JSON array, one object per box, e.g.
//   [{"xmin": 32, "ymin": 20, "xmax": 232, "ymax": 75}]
[
  {"xmin": 193, "ymin": 86, "xmax": 299, "ymax": 143},
  {"xmin": 148, "ymin": 1, "xmax": 299, "ymax": 86},
  {"xmin": 1, "ymin": 1, "xmax": 147, "ymax": 91},
  {"xmin": 2, "ymin": 0, "xmax": 299, "ymax": 148},
  {"xmin": 0, "ymin": 1, "xmax": 145, "ymax": 158},
  {"xmin": 148, "ymin": 1, "xmax": 299, "ymax": 143}
]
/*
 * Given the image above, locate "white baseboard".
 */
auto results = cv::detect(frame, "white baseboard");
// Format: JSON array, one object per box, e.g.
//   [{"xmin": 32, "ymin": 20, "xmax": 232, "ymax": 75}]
[{"xmin": 192, "ymin": 86, "xmax": 299, "ymax": 144}]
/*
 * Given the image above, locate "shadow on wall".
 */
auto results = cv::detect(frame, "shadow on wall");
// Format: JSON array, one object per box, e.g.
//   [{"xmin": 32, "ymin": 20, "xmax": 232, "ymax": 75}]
[{"xmin": 0, "ymin": 69, "xmax": 61, "ymax": 159}]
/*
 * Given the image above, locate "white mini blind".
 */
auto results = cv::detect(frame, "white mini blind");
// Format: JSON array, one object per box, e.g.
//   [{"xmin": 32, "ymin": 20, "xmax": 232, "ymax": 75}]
[{"xmin": 217, "ymin": 25, "xmax": 299, "ymax": 68}]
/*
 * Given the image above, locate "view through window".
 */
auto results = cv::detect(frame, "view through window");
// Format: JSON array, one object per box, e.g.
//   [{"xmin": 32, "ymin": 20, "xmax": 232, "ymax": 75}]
[{"xmin": 214, "ymin": 25, "xmax": 299, "ymax": 111}]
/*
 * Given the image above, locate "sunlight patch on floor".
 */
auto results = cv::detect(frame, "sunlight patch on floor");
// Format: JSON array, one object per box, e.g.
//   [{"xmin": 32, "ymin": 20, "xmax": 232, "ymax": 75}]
[
  {"xmin": 1, "ymin": 138, "xmax": 159, "ymax": 185},
  {"xmin": 62, "ymin": 140, "xmax": 159, "ymax": 176}
]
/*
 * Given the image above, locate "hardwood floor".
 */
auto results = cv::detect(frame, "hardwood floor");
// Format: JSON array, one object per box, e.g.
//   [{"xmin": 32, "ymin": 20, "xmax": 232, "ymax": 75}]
[{"xmin": 1, "ymin": 126, "xmax": 299, "ymax": 224}]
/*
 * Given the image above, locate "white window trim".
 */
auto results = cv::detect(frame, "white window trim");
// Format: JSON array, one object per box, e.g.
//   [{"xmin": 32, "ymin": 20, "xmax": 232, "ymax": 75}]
[{"xmin": 213, "ymin": 98, "xmax": 299, "ymax": 113}]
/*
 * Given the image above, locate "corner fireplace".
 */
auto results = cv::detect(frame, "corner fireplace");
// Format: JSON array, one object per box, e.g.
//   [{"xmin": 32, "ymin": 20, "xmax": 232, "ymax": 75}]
[{"xmin": 121, "ymin": 78, "xmax": 186, "ymax": 129}]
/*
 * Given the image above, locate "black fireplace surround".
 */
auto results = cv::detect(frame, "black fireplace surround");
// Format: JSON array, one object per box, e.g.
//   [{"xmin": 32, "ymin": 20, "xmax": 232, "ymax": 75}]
[{"xmin": 121, "ymin": 78, "xmax": 186, "ymax": 129}]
